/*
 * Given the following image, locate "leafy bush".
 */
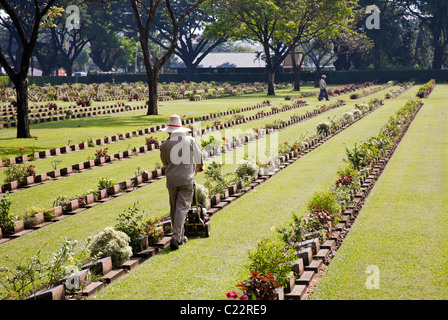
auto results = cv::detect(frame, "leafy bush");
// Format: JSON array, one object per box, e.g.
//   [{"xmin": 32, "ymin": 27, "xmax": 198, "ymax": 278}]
[
  {"xmin": 307, "ymin": 189, "xmax": 341, "ymax": 219},
  {"xmin": 302, "ymin": 206, "xmax": 334, "ymax": 242},
  {"xmin": 94, "ymin": 148, "xmax": 109, "ymax": 161},
  {"xmin": 145, "ymin": 136, "xmax": 159, "ymax": 146},
  {"xmin": 247, "ymin": 238, "xmax": 296, "ymax": 287},
  {"xmin": 204, "ymin": 161, "xmax": 231, "ymax": 196},
  {"xmin": 195, "ymin": 183, "xmax": 210, "ymax": 209},
  {"xmin": 235, "ymin": 158, "xmax": 259, "ymax": 180},
  {"xmin": 26, "ymin": 206, "xmax": 56, "ymax": 222},
  {"xmin": 3, "ymin": 164, "xmax": 35, "ymax": 184},
  {"xmin": 237, "ymin": 271, "xmax": 281, "ymax": 300},
  {"xmin": 88, "ymin": 227, "xmax": 133, "ymax": 268},
  {"xmin": 416, "ymin": 79, "xmax": 436, "ymax": 98},
  {"xmin": 201, "ymin": 135, "xmax": 223, "ymax": 151},
  {"xmin": 316, "ymin": 122, "xmax": 331, "ymax": 135},
  {"xmin": 96, "ymin": 177, "xmax": 117, "ymax": 190},
  {"xmin": 352, "ymin": 109, "xmax": 362, "ymax": 118},
  {"xmin": 0, "ymin": 193, "xmax": 15, "ymax": 234},
  {"xmin": 114, "ymin": 203, "xmax": 146, "ymax": 253},
  {"xmin": 143, "ymin": 217, "xmax": 164, "ymax": 245}
]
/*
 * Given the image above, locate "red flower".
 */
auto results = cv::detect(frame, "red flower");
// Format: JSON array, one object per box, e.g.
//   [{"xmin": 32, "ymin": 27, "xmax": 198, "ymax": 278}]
[{"xmin": 19, "ymin": 147, "xmax": 24, "ymax": 151}]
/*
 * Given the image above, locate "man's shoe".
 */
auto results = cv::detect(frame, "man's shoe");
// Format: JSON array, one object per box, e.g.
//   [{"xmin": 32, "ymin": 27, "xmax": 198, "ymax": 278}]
[{"xmin": 170, "ymin": 238, "xmax": 180, "ymax": 250}]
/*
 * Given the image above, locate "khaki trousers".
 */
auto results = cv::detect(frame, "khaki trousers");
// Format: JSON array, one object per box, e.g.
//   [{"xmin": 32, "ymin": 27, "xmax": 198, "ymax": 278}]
[{"xmin": 168, "ymin": 184, "xmax": 194, "ymax": 243}]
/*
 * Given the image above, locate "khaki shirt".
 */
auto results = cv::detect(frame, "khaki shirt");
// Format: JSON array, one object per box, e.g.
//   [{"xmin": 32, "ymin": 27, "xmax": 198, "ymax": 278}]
[
  {"xmin": 320, "ymin": 78, "xmax": 327, "ymax": 90},
  {"xmin": 160, "ymin": 133, "xmax": 203, "ymax": 188}
]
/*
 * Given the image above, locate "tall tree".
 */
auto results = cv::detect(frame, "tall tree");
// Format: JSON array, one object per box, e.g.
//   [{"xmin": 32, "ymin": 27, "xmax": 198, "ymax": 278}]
[
  {"xmin": 306, "ymin": 31, "xmax": 373, "ymax": 86},
  {"xmin": 151, "ymin": 0, "xmax": 227, "ymax": 81},
  {"xmin": 125, "ymin": 0, "xmax": 206, "ymax": 115},
  {"xmin": 208, "ymin": 0, "xmax": 355, "ymax": 95},
  {"xmin": 0, "ymin": 0, "xmax": 62, "ymax": 138},
  {"xmin": 49, "ymin": 2, "xmax": 94, "ymax": 76},
  {"xmin": 400, "ymin": 0, "xmax": 448, "ymax": 69}
]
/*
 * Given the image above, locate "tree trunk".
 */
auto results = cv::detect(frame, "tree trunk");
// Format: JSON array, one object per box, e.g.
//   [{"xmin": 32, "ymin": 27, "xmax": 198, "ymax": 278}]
[
  {"xmin": 293, "ymin": 68, "xmax": 301, "ymax": 92},
  {"xmin": 291, "ymin": 49, "xmax": 301, "ymax": 91},
  {"xmin": 185, "ymin": 63, "xmax": 196, "ymax": 82},
  {"xmin": 314, "ymin": 69, "xmax": 321, "ymax": 88},
  {"xmin": 146, "ymin": 70, "xmax": 159, "ymax": 115},
  {"xmin": 432, "ymin": 41, "xmax": 444, "ymax": 70},
  {"xmin": 267, "ymin": 67, "xmax": 275, "ymax": 96},
  {"xmin": 14, "ymin": 77, "xmax": 32, "ymax": 138}
]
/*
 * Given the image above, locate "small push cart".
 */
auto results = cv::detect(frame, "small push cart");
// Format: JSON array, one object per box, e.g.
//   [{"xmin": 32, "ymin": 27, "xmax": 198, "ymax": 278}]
[{"xmin": 184, "ymin": 184, "xmax": 211, "ymax": 238}]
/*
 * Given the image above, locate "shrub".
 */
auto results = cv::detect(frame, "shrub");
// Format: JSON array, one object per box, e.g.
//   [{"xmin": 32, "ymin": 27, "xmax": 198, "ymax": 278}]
[
  {"xmin": 201, "ymin": 135, "xmax": 223, "ymax": 151},
  {"xmin": 204, "ymin": 161, "xmax": 231, "ymax": 196},
  {"xmin": 237, "ymin": 271, "xmax": 281, "ymax": 300},
  {"xmin": 0, "ymin": 193, "xmax": 15, "ymax": 234},
  {"xmin": 342, "ymin": 112, "xmax": 354, "ymax": 121},
  {"xmin": 145, "ymin": 136, "xmax": 159, "ymax": 147},
  {"xmin": 416, "ymin": 79, "xmax": 436, "ymax": 98},
  {"xmin": 352, "ymin": 109, "xmax": 362, "ymax": 118},
  {"xmin": 302, "ymin": 206, "xmax": 334, "ymax": 242},
  {"xmin": 235, "ymin": 158, "xmax": 259, "ymax": 180},
  {"xmin": 26, "ymin": 206, "xmax": 56, "ymax": 222},
  {"xmin": 247, "ymin": 238, "xmax": 296, "ymax": 287},
  {"xmin": 94, "ymin": 148, "xmax": 109, "ymax": 161},
  {"xmin": 143, "ymin": 217, "xmax": 164, "ymax": 245},
  {"xmin": 3, "ymin": 164, "xmax": 35, "ymax": 184},
  {"xmin": 307, "ymin": 189, "xmax": 341, "ymax": 219},
  {"xmin": 316, "ymin": 122, "xmax": 331, "ymax": 135},
  {"xmin": 0, "ymin": 251, "xmax": 47, "ymax": 300},
  {"xmin": 114, "ymin": 203, "xmax": 146, "ymax": 253},
  {"xmin": 96, "ymin": 177, "xmax": 117, "ymax": 190},
  {"xmin": 88, "ymin": 227, "xmax": 133, "ymax": 268},
  {"xmin": 195, "ymin": 183, "xmax": 210, "ymax": 209},
  {"xmin": 344, "ymin": 143, "xmax": 370, "ymax": 170},
  {"xmin": 52, "ymin": 194, "xmax": 76, "ymax": 209}
]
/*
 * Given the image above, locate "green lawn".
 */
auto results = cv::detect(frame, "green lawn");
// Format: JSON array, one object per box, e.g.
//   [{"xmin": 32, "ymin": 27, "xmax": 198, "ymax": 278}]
[
  {"xmin": 0, "ymin": 87, "xmax": 318, "ymax": 157},
  {"xmin": 311, "ymin": 84, "xmax": 448, "ymax": 300},
  {"xmin": 0, "ymin": 82, "xmax": 419, "ymax": 300},
  {"xmin": 3, "ymin": 86, "xmax": 388, "ymax": 217},
  {"xmin": 88, "ymin": 86, "xmax": 418, "ymax": 300}
]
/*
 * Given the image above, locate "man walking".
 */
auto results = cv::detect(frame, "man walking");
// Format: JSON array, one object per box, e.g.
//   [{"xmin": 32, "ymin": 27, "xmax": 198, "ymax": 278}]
[
  {"xmin": 319, "ymin": 74, "xmax": 329, "ymax": 101},
  {"xmin": 160, "ymin": 115, "xmax": 203, "ymax": 250}
]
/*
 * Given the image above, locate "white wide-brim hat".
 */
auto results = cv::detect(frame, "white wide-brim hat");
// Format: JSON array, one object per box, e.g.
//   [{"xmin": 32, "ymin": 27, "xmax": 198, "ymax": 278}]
[
  {"xmin": 321, "ymin": 75, "xmax": 327, "ymax": 78},
  {"xmin": 160, "ymin": 114, "xmax": 191, "ymax": 133}
]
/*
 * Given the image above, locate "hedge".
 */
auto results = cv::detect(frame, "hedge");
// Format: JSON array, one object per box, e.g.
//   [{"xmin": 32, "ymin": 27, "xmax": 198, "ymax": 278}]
[{"xmin": 1, "ymin": 69, "xmax": 447, "ymax": 88}]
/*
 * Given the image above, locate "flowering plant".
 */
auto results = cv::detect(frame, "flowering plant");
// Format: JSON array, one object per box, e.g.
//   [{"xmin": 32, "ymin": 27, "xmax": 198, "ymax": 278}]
[
  {"xmin": 115, "ymin": 203, "xmax": 146, "ymax": 253},
  {"xmin": 88, "ymin": 227, "xmax": 133, "ymax": 268},
  {"xmin": 247, "ymin": 238, "xmax": 296, "ymax": 288},
  {"xmin": 145, "ymin": 136, "xmax": 159, "ymax": 146},
  {"xmin": 235, "ymin": 158, "xmax": 259, "ymax": 180},
  {"xmin": 226, "ymin": 290, "xmax": 246, "ymax": 300},
  {"xmin": 143, "ymin": 217, "xmax": 164, "ymax": 245},
  {"xmin": 237, "ymin": 271, "xmax": 281, "ymax": 300}
]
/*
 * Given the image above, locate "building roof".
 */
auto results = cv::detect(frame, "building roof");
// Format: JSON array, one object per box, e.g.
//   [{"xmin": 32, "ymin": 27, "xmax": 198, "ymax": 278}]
[{"xmin": 170, "ymin": 52, "xmax": 266, "ymax": 69}]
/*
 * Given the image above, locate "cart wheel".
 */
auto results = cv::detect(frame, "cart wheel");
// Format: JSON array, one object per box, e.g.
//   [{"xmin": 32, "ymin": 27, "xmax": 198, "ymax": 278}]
[{"xmin": 204, "ymin": 222, "xmax": 211, "ymax": 237}]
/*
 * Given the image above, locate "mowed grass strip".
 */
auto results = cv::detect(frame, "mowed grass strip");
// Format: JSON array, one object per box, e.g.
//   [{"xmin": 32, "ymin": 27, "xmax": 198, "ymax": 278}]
[
  {"xmin": 311, "ymin": 84, "xmax": 448, "ymax": 300},
  {"xmin": 88, "ymin": 86, "xmax": 418, "ymax": 300}
]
